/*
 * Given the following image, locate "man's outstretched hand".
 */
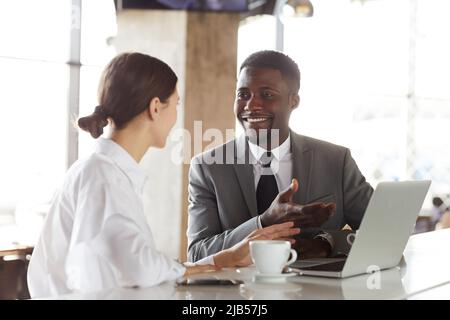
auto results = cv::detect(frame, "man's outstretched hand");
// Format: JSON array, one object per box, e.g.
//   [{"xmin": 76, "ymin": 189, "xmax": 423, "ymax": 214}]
[
  {"xmin": 260, "ymin": 178, "xmax": 336, "ymax": 229},
  {"xmin": 282, "ymin": 202, "xmax": 336, "ymax": 228}
]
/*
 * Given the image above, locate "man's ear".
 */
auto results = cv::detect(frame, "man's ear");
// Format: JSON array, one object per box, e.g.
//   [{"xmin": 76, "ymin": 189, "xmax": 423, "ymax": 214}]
[
  {"xmin": 290, "ymin": 93, "xmax": 300, "ymax": 110},
  {"xmin": 147, "ymin": 97, "xmax": 161, "ymax": 121}
]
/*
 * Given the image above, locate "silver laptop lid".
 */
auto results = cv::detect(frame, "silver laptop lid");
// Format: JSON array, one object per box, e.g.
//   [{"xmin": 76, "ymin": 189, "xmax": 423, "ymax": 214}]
[{"xmin": 341, "ymin": 180, "xmax": 431, "ymax": 278}]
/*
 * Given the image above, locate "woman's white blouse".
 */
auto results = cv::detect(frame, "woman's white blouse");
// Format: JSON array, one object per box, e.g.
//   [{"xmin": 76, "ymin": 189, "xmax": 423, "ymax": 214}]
[{"xmin": 27, "ymin": 138, "xmax": 187, "ymax": 298}]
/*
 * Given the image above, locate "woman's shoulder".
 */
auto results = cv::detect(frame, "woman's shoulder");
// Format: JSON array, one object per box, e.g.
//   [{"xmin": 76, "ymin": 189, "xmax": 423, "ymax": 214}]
[{"xmin": 65, "ymin": 152, "xmax": 123, "ymax": 188}]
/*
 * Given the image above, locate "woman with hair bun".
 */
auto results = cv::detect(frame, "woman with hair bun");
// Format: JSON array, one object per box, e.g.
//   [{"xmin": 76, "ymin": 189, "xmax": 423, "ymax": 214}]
[{"xmin": 27, "ymin": 52, "xmax": 299, "ymax": 298}]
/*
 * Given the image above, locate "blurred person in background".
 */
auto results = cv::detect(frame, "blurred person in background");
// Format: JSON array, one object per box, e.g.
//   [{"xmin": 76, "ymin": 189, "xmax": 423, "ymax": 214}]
[{"xmin": 431, "ymin": 196, "xmax": 447, "ymax": 229}]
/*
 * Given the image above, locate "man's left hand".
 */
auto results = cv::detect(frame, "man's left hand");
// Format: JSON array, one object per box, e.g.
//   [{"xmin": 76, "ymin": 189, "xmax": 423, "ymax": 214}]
[{"xmin": 292, "ymin": 237, "xmax": 331, "ymax": 259}]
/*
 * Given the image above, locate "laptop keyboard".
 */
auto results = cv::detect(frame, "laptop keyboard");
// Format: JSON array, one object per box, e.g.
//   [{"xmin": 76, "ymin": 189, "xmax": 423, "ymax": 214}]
[
  {"xmin": 291, "ymin": 258, "xmax": 346, "ymax": 269},
  {"xmin": 299, "ymin": 260, "xmax": 346, "ymax": 272}
]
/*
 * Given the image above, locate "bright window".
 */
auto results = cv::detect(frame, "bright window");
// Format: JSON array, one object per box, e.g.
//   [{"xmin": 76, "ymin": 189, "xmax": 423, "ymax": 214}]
[
  {"xmin": 0, "ymin": 0, "xmax": 71, "ymax": 243},
  {"xmin": 0, "ymin": 0, "xmax": 117, "ymax": 245}
]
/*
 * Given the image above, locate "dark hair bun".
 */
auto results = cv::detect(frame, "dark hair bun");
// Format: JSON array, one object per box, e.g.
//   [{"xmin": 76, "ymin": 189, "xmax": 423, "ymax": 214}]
[{"xmin": 78, "ymin": 112, "xmax": 109, "ymax": 139}]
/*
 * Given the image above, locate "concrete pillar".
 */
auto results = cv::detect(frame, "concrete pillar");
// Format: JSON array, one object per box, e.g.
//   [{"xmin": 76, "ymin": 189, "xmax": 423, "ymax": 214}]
[
  {"xmin": 113, "ymin": 10, "xmax": 239, "ymax": 261},
  {"xmin": 181, "ymin": 12, "xmax": 240, "ymax": 261}
]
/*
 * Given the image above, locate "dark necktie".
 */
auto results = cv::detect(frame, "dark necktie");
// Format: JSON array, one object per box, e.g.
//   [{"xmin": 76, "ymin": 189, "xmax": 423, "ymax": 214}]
[{"xmin": 256, "ymin": 152, "xmax": 279, "ymax": 215}]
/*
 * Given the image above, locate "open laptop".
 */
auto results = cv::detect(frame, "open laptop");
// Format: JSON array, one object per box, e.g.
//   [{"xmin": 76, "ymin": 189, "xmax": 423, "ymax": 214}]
[{"xmin": 290, "ymin": 180, "xmax": 431, "ymax": 278}]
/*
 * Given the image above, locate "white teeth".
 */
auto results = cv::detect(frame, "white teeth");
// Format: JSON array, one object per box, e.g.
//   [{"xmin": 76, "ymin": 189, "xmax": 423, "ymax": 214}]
[{"xmin": 247, "ymin": 118, "xmax": 268, "ymax": 123}]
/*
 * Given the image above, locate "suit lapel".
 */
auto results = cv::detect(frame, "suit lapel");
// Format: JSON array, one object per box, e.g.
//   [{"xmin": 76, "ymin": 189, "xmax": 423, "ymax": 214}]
[
  {"xmin": 291, "ymin": 132, "xmax": 312, "ymax": 205},
  {"xmin": 233, "ymin": 135, "xmax": 258, "ymax": 218}
]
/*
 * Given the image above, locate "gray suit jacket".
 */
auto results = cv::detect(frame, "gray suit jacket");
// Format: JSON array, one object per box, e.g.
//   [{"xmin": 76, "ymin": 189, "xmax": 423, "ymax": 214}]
[{"xmin": 187, "ymin": 131, "xmax": 373, "ymax": 262}]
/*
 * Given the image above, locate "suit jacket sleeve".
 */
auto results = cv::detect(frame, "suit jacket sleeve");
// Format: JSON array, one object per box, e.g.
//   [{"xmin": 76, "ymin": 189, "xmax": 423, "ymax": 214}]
[
  {"xmin": 341, "ymin": 148, "xmax": 373, "ymax": 230},
  {"xmin": 187, "ymin": 161, "xmax": 259, "ymax": 262},
  {"xmin": 324, "ymin": 149, "xmax": 373, "ymax": 256}
]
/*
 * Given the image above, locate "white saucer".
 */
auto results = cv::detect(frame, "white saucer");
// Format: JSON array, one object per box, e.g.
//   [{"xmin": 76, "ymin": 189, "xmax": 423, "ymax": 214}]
[{"xmin": 253, "ymin": 272, "xmax": 297, "ymax": 283}]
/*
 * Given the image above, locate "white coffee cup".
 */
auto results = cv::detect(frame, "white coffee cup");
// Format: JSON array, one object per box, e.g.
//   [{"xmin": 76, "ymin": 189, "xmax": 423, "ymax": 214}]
[{"xmin": 249, "ymin": 240, "xmax": 297, "ymax": 275}]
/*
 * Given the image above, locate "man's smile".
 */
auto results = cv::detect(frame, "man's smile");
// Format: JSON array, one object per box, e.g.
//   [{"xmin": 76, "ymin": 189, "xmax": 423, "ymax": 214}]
[{"xmin": 240, "ymin": 113, "xmax": 274, "ymax": 125}]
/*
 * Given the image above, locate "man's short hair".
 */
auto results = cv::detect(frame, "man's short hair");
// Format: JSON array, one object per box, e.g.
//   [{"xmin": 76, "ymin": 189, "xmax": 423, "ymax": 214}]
[{"xmin": 239, "ymin": 50, "xmax": 301, "ymax": 93}]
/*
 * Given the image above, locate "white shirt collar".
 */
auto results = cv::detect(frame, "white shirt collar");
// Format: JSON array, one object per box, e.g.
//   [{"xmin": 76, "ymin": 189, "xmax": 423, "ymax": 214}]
[
  {"xmin": 248, "ymin": 134, "xmax": 291, "ymax": 162},
  {"xmin": 95, "ymin": 138, "xmax": 148, "ymax": 193}
]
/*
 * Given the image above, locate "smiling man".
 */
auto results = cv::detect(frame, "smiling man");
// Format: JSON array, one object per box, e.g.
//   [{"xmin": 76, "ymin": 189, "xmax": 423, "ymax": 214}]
[
  {"xmin": 236, "ymin": 57, "xmax": 297, "ymax": 151},
  {"xmin": 187, "ymin": 50, "xmax": 374, "ymax": 262}
]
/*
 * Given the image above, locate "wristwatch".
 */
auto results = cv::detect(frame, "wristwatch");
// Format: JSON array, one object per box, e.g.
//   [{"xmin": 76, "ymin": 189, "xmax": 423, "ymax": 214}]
[{"xmin": 313, "ymin": 231, "xmax": 335, "ymax": 255}]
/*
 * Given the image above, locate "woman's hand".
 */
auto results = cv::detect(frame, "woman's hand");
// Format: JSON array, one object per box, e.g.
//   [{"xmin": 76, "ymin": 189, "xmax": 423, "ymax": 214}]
[
  {"xmin": 213, "ymin": 221, "xmax": 301, "ymax": 268},
  {"xmin": 183, "ymin": 263, "xmax": 221, "ymax": 276}
]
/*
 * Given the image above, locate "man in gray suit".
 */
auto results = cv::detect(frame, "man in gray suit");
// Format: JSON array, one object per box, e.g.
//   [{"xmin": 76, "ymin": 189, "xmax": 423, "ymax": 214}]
[{"xmin": 187, "ymin": 50, "xmax": 373, "ymax": 262}]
